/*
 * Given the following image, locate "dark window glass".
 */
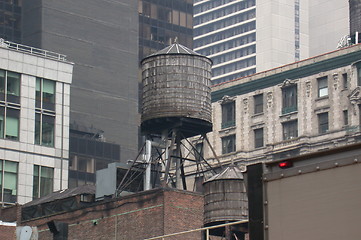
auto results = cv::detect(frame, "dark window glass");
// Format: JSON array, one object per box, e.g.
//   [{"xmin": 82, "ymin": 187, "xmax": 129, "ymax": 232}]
[
  {"xmin": 111, "ymin": 145, "xmax": 120, "ymax": 160},
  {"xmin": 282, "ymin": 85, "xmax": 297, "ymax": 114},
  {"xmin": 104, "ymin": 143, "xmax": 112, "ymax": 159},
  {"xmin": 342, "ymin": 73, "xmax": 348, "ymax": 89},
  {"xmin": 222, "ymin": 101, "xmax": 235, "ymax": 128},
  {"xmin": 33, "ymin": 165, "xmax": 53, "ymax": 200},
  {"xmin": 343, "ymin": 110, "xmax": 349, "ymax": 126},
  {"xmin": 282, "ymin": 120, "xmax": 298, "ymax": 140},
  {"xmin": 254, "ymin": 94, "xmax": 263, "ymax": 114},
  {"xmin": 35, "ymin": 114, "xmax": 54, "ymax": 147},
  {"xmin": 318, "ymin": 112, "xmax": 329, "ymax": 134},
  {"xmin": 194, "ymin": 143, "xmax": 203, "ymax": 161},
  {"xmin": 0, "ymin": 160, "xmax": 18, "ymax": 203},
  {"xmin": 222, "ymin": 135, "xmax": 236, "ymax": 154},
  {"xmin": 96, "ymin": 142, "xmax": 104, "ymax": 157},
  {"xmin": 318, "ymin": 76, "xmax": 328, "ymax": 97},
  {"xmin": 254, "ymin": 128, "xmax": 264, "ymax": 148},
  {"xmin": 357, "ymin": 63, "xmax": 361, "ymax": 86}
]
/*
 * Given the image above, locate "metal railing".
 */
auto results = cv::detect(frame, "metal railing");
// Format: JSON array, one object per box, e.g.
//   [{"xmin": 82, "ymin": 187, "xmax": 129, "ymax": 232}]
[
  {"xmin": 144, "ymin": 220, "xmax": 248, "ymax": 240},
  {"xmin": 0, "ymin": 38, "xmax": 67, "ymax": 61}
]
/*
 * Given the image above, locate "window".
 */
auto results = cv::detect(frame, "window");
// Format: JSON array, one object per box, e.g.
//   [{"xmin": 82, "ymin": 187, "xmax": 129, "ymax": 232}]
[
  {"xmin": 194, "ymin": 143, "xmax": 203, "ymax": 162},
  {"xmin": 35, "ymin": 113, "xmax": 55, "ymax": 146},
  {"xmin": 0, "ymin": 107, "xmax": 20, "ymax": 140},
  {"xmin": 318, "ymin": 76, "xmax": 328, "ymax": 97},
  {"xmin": 221, "ymin": 101, "xmax": 235, "ymax": 128},
  {"xmin": 343, "ymin": 110, "xmax": 349, "ymax": 126},
  {"xmin": 222, "ymin": 135, "xmax": 236, "ymax": 154},
  {"xmin": 357, "ymin": 63, "xmax": 361, "ymax": 86},
  {"xmin": 282, "ymin": 85, "xmax": 297, "ymax": 114},
  {"xmin": 254, "ymin": 94, "xmax": 263, "ymax": 114},
  {"xmin": 0, "ymin": 70, "xmax": 20, "ymax": 141},
  {"xmin": 282, "ymin": 120, "xmax": 298, "ymax": 140},
  {"xmin": 33, "ymin": 165, "xmax": 54, "ymax": 199},
  {"xmin": 0, "ymin": 70, "xmax": 20, "ymax": 103},
  {"xmin": 35, "ymin": 78, "xmax": 56, "ymax": 147},
  {"xmin": 342, "ymin": 73, "xmax": 348, "ymax": 89},
  {"xmin": 0, "ymin": 160, "xmax": 18, "ymax": 204},
  {"xmin": 254, "ymin": 128, "xmax": 264, "ymax": 148},
  {"xmin": 318, "ymin": 112, "xmax": 329, "ymax": 134},
  {"xmin": 36, "ymin": 78, "xmax": 55, "ymax": 110}
]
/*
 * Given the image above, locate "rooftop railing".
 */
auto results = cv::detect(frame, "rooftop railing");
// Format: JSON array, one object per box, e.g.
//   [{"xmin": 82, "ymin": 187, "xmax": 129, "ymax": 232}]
[{"xmin": 0, "ymin": 38, "xmax": 67, "ymax": 61}]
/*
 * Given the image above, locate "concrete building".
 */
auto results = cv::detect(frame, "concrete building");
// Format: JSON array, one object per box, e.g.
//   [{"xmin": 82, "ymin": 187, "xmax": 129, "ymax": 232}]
[
  {"xmin": 138, "ymin": 0, "xmax": 194, "ymax": 62},
  {"xmin": 0, "ymin": 39, "xmax": 73, "ymax": 206},
  {"xmin": 21, "ymin": 0, "xmax": 139, "ymax": 165},
  {"xmin": 185, "ymin": 43, "xmax": 361, "ymax": 177},
  {"xmin": 19, "ymin": 0, "xmax": 139, "ymax": 188},
  {"xmin": 193, "ymin": 0, "xmax": 349, "ymax": 84}
]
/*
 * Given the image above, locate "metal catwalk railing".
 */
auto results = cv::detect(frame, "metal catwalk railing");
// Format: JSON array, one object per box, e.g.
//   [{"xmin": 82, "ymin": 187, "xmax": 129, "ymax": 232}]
[
  {"xmin": 144, "ymin": 219, "xmax": 248, "ymax": 240},
  {"xmin": 0, "ymin": 38, "xmax": 67, "ymax": 61}
]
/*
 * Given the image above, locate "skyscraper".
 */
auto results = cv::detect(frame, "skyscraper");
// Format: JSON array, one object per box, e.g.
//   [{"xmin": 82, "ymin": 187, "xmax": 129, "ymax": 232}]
[
  {"xmin": 138, "ymin": 0, "xmax": 194, "ymax": 61},
  {"xmin": 21, "ymin": 0, "xmax": 139, "ymax": 187},
  {"xmin": 193, "ymin": 0, "xmax": 349, "ymax": 84},
  {"xmin": 0, "ymin": 0, "xmax": 21, "ymax": 43}
]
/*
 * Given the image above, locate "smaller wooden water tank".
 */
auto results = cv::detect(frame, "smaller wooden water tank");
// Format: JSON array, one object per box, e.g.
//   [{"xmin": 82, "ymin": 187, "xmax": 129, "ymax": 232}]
[{"xmin": 203, "ymin": 164, "xmax": 248, "ymax": 226}]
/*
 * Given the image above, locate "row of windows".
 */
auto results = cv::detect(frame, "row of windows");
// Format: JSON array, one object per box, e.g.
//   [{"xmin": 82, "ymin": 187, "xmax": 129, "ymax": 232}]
[
  {"xmin": 221, "ymin": 111, "xmax": 337, "ymax": 154},
  {"xmin": 221, "ymin": 73, "xmax": 350, "ymax": 124},
  {"xmin": 0, "ymin": 159, "xmax": 53, "ymax": 204},
  {"xmin": 213, "ymin": 56, "xmax": 256, "ymax": 77},
  {"xmin": 194, "ymin": 23, "xmax": 255, "ymax": 49},
  {"xmin": 196, "ymin": 26, "xmax": 256, "ymax": 56},
  {"xmin": 0, "ymin": 70, "xmax": 56, "ymax": 147},
  {"xmin": 194, "ymin": 0, "xmax": 254, "ymax": 15},
  {"xmin": 212, "ymin": 68, "xmax": 256, "ymax": 85},
  {"xmin": 194, "ymin": 9, "xmax": 255, "ymax": 37},
  {"xmin": 194, "ymin": 0, "xmax": 255, "ymax": 25},
  {"xmin": 212, "ymin": 45, "xmax": 256, "ymax": 66},
  {"xmin": 139, "ymin": 1, "xmax": 192, "ymax": 28}
]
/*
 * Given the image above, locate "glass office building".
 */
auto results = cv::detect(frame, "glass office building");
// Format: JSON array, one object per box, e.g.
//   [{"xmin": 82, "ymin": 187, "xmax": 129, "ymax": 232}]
[
  {"xmin": 139, "ymin": 0, "xmax": 194, "ymax": 62},
  {"xmin": 194, "ymin": 0, "xmax": 349, "ymax": 85},
  {"xmin": 0, "ymin": 0, "xmax": 21, "ymax": 43},
  {"xmin": 194, "ymin": 0, "xmax": 256, "ymax": 84}
]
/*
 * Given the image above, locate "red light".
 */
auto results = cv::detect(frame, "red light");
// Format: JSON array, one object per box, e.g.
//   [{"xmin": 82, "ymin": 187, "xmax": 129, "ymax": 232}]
[{"xmin": 279, "ymin": 161, "xmax": 293, "ymax": 169}]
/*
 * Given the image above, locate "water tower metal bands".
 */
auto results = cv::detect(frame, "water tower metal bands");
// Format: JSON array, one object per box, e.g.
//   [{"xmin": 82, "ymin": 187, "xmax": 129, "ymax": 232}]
[{"xmin": 141, "ymin": 43, "xmax": 213, "ymax": 138}]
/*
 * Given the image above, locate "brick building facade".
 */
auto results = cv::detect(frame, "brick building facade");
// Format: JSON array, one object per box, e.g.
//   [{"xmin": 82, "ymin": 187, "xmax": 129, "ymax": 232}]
[{"xmin": 1, "ymin": 188, "xmax": 203, "ymax": 240}]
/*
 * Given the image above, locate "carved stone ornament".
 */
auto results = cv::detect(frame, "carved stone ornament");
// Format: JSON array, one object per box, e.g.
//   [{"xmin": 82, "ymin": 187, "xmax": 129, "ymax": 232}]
[
  {"xmin": 349, "ymin": 87, "xmax": 361, "ymax": 115},
  {"xmin": 243, "ymin": 98, "xmax": 248, "ymax": 112},
  {"xmin": 219, "ymin": 95, "xmax": 235, "ymax": 104},
  {"xmin": 267, "ymin": 92, "xmax": 273, "ymax": 108},
  {"xmin": 305, "ymin": 81, "xmax": 311, "ymax": 97},
  {"xmin": 280, "ymin": 78, "xmax": 298, "ymax": 88},
  {"xmin": 333, "ymin": 73, "xmax": 338, "ymax": 90}
]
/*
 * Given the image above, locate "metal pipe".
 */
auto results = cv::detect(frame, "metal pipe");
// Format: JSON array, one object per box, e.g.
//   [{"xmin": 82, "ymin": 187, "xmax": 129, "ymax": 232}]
[{"xmin": 144, "ymin": 140, "xmax": 152, "ymax": 190}]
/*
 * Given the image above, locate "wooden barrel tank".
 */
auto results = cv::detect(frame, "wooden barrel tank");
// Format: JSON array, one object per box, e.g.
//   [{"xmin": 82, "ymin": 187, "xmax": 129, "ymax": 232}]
[
  {"xmin": 203, "ymin": 165, "xmax": 248, "ymax": 226},
  {"xmin": 140, "ymin": 43, "xmax": 212, "ymax": 138}
]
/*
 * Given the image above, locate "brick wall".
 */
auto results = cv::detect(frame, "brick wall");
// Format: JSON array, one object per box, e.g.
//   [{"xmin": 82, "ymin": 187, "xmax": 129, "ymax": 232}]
[
  {"xmin": 0, "ymin": 204, "xmax": 20, "ymax": 222},
  {"xmin": 0, "ymin": 225, "xmax": 16, "ymax": 239},
  {"xmin": 19, "ymin": 188, "xmax": 204, "ymax": 240}
]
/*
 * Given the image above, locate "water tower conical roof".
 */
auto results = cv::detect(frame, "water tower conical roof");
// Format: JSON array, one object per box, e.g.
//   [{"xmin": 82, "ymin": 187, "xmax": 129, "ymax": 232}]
[
  {"xmin": 205, "ymin": 164, "xmax": 244, "ymax": 183},
  {"xmin": 141, "ymin": 43, "xmax": 210, "ymax": 63}
]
